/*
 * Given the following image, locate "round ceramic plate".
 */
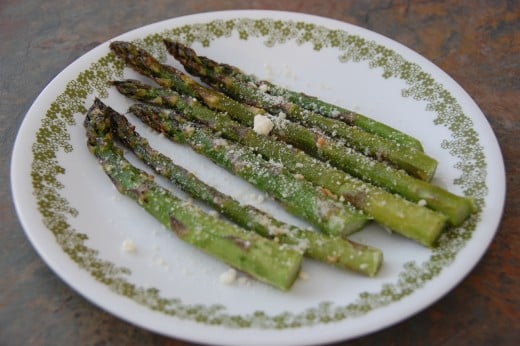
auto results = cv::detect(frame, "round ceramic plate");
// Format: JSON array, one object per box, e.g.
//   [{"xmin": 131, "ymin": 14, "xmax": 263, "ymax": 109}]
[{"xmin": 11, "ymin": 10, "xmax": 505, "ymax": 346}]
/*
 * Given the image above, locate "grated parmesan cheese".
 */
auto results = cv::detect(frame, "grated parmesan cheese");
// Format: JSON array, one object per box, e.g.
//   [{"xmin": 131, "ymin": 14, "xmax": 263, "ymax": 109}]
[
  {"xmin": 299, "ymin": 271, "xmax": 310, "ymax": 280},
  {"xmin": 219, "ymin": 268, "xmax": 237, "ymax": 285},
  {"xmin": 253, "ymin": 114, "xmax": 274, "ymax": 135},
  {"xmin": 121, "ymin": 239, "xmax": 136, "ymax": 253},
  {"xmin": 258, "ymin": 83, "xmax": 269, "ymax": 92}
]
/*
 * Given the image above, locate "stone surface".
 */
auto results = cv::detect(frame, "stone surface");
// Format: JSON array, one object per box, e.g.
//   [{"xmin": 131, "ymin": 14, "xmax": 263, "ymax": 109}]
[{"xmin": 1, "ymin": 1, "xmax": 518, "ymax": 345}]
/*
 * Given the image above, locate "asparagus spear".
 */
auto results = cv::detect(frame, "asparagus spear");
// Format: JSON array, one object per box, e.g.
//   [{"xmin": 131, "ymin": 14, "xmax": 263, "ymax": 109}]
[
  {"xmin": 128, "ymin": 104, "xmax": 369, "ymax": 237},
  {"xmin": 165, "ymin": 40, "xmax": 439, "ymax": 181},
  {"xmin": 113, "ymin": 79, "xmax": 474, "ymax": 226},
  {"xmin": 84, "ymin": 98, "xmax": 303, "ymax": 290},
  {"xmin": 106, "ymin": 106, "xmax": 382, "ymax": 276},
  {"xmin": 127, "ymin": 101, "xmax": 447, "ymax": 248},
  {"xmin": 110, "ymin": 41, "xmax": 437, "ymax": 180},
  {"xmin": 166, "ymin": 40, "xmax": 424, "ymax": 151}
]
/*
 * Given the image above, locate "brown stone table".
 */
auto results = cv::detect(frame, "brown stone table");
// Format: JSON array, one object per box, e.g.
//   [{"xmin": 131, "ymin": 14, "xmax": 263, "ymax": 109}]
[{"xmin": 1, "ymin": 1, "xmax": 518, "ymax": 345}]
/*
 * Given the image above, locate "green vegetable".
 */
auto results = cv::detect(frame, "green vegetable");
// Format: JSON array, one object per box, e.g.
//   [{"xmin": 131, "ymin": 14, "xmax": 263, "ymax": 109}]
[
  {"xmin": 84, "ymin": 98, "xmax": 304, "ymax": 290},
  {"xmin": 113, "ymin": 79, "xmax": 474, "ymax": 226},
  {"xmin": 165, "ymin": 39, "xmax": 438, "ymax": 181},
  {"xmin": 107, "ymin": 106, "xmax": 382, "ymax": 276},
  {"xmin": 129, "ymin": 103, "xmax": 369, "ymax": 237},
  {"xmin": 164, "ymin": 39, "xmax": 424, "ymax": 151},
  {"xmin": 125, "ymin": 99, "xmax": 447, "ymax": 248}
]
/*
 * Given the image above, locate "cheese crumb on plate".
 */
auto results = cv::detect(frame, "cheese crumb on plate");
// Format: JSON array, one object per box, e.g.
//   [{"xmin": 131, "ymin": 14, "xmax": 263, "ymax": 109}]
[
  {"xmin": 121, "ymin": 238, "xmax": 137, "ymax": 253},
  {"xmin": 219, "ymin": 268, "xmax": 237, "ymax": 285}
]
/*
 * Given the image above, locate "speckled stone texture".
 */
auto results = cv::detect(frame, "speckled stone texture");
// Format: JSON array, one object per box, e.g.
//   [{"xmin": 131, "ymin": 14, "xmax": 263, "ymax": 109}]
[{"xmin": 1, "ymin": 1, "xmax": 518, "ymax": 345}]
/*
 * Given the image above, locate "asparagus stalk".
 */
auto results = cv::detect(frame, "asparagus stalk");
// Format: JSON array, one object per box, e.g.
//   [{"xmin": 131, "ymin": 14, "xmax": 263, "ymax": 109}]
[
  {"xmin": 106, "ymin": 106, "xmax": 382, "ymax": 276},
  {"xmin": 128, "ymin": 102, "xmax": 369, "ymax": 237},
  {"xmin": 84, "ymin": 98, "xmax": 303, "ymax": 290},
  {"xmin": 167, "ymin": 40, "xmax": 424, "ymax": 151},
  {"xmin": 165, "ymin": 40, "xmax": 438, "ymax": 181},
  {"xmin": 109, "ymin": 40, "xmax": 433, "ymax": 181},
  {"xmin": 113, "ymin": 79, "xmax": 474, "ymax": 226},
  {"xmin": 110, "ymin": 41, "xmax": 430, "ymax": 185},
  {"xmin": 127, "ymin": 101, "xmax": 447, "ymax": 247}
]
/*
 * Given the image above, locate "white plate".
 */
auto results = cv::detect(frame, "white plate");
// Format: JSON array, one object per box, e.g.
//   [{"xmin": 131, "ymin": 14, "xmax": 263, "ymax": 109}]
[{"xmin": 11, "ymin": 10, "xmax": 505, "ymax": 346}]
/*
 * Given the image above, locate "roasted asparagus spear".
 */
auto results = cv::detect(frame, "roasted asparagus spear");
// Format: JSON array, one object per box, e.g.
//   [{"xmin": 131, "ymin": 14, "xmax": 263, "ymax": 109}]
[
  {"xmin": 84, "ymin": 98, "xmax": 303, "ymax": 290},
  {"xmin": 110, "ymin": 40, "xmax": 436, "ymax": 181},
  {"xmin": 127, "ymin": 101, "xmax": 447, "ymax": 247},
  {"xmin": 106, "ymin": 106, "xmax": 382, "ymax": 276},
  {"xmin": 164, "ymin": 39, "xmax": 424, "ymax": 151},
  {"xmin": 164, "ymin": 40, "xmax": 438, "ymax": 181},
  {"xmin": 128, "ymin": 103, "xmax": 369, "ymax": 237},
  {"xmin": 113, "ymin": 79, "xmax": 475, "ymax": 226}
]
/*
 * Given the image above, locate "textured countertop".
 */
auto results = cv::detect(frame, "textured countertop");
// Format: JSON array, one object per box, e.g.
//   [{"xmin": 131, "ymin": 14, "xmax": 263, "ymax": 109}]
[{"xmin": 1, "ymin": 1, "xmax": 518, "ymax": 345}]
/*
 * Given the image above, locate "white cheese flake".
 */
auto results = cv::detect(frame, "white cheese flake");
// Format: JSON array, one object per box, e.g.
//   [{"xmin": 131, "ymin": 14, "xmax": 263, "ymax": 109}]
[
  {"xmin": 253, "ymin": 114, "xmax": 274, "ymax": 135},
  {"xmin": 219, "ymin": 268, "xmax": 237, "ymax": 285},
  {"xmin": 121, "ymin": 239, "xmax": 136, "ymax": 253},
  {"xmin": 299, "ymin": 271, "xmax": 310, "ymax": 280},
  {"xmin": 258, "ymin": 83, "xmax": 269, "ymax": 92}
]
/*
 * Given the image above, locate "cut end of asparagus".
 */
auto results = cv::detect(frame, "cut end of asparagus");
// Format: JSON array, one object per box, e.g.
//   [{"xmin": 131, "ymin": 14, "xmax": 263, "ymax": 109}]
[{"xmin": 351, "ymin": 242, "xmax": 384, "ymax": 277}]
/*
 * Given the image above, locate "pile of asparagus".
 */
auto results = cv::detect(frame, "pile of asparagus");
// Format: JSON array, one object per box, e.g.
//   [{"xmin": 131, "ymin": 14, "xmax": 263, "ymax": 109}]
[{"xmin": 84, "ymin": 39, "xmax": 476, "ymax": 291}]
